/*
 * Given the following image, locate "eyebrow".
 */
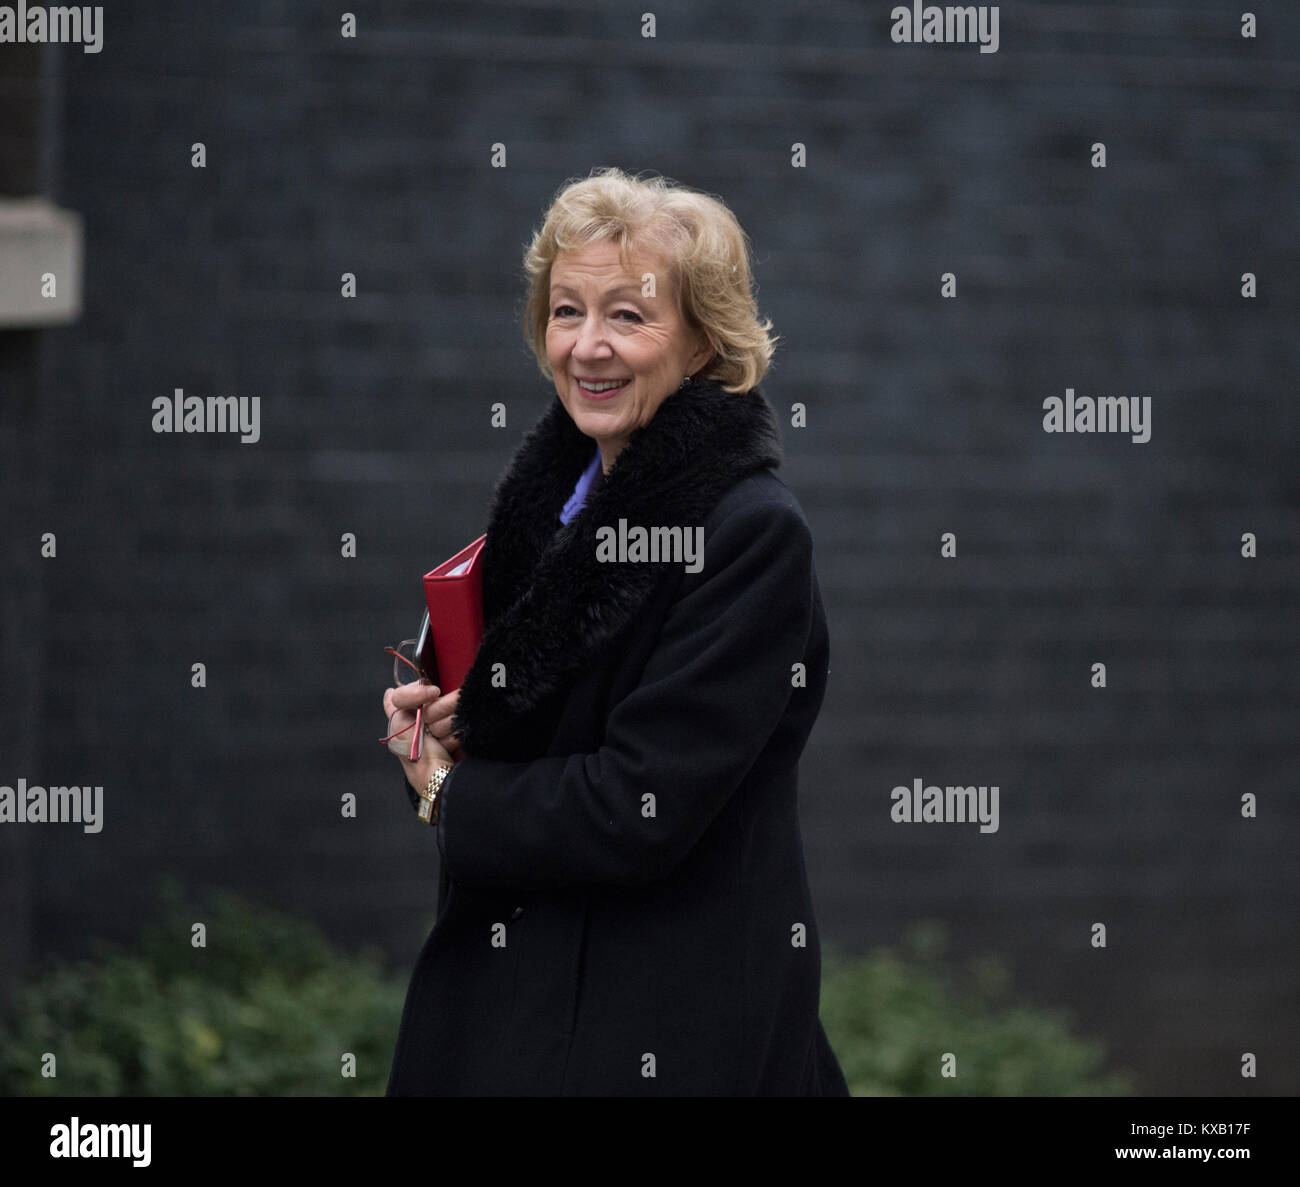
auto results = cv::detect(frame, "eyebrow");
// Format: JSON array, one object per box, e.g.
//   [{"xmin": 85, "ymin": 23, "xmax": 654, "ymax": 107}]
[{"xmin": 549, "ymin": 284, "xmax": 646, "ymax": 300}]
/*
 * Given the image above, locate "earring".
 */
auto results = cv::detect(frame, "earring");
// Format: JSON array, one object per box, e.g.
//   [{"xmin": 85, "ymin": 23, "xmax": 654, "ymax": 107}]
[{"xmin": 679, "ymin": 374, "xmax": 692, "ymax": 390}]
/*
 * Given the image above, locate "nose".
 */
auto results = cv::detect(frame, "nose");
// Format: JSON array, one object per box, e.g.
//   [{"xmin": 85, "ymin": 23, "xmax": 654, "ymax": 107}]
[{"xmin": 571, "ymin": 313, "xmax": 614, "ymax": 360}]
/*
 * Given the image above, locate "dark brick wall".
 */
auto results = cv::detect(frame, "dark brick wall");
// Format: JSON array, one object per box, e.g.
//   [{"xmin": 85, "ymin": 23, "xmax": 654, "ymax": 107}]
[
  {"xmin": 0, "ymin": 43, "xmax": 42, "ymax": 196},
  {"xmin": 1, "ymin": 41, "xmax": 47, "ymax": 1002},
  {"xmin": 3, "ymin": 1, "xmax": 1297, "ymax": 1094}
]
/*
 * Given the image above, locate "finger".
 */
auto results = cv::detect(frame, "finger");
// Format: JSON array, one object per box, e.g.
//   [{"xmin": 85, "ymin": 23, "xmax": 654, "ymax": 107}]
[
  {"xmin": 423, "ymin": 689, "xmax": 461, "ymax": 720},
  {"xmin": 391, "ymin": 681, "xmax": 441, "ymax": 710},
  {"xmin": 429, "ymin": 713, "xmax": 464, "ymax": 742},
  {"xmin": 432, "ymin": 726, "xmax": 462, "ymax": 757},
  {"xmin": 390, "ymin": 681, "xmax": 433, "ymax": 709}
]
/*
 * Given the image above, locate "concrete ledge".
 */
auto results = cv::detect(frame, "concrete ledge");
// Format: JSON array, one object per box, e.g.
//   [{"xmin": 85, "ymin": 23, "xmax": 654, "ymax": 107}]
[{"xmin": 0, "ymin": 198, "xmax": 83, "ymax": 327}]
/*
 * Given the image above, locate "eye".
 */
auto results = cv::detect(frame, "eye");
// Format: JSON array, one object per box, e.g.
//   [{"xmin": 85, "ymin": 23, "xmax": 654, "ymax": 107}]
[{"xmin": 550, "ymin": 305, "xmax": 642, "ymax": 322}]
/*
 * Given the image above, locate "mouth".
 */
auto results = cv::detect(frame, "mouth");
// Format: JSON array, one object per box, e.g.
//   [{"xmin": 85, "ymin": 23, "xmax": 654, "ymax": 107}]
[{"xmin": 575, "ymin": 377, "xmax": 631, "ymax": 401}]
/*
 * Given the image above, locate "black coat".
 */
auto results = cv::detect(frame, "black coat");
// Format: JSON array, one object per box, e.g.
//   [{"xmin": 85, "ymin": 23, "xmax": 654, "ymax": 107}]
[{"xmin": 385, "ymin": 376, "xmax": 849, "ymax": 1096}]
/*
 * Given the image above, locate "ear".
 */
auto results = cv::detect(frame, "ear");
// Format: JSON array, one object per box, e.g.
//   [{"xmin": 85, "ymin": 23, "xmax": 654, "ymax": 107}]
[{"xmin": 687, "ymin": 333, "xmax": 715, "ymax": 375}]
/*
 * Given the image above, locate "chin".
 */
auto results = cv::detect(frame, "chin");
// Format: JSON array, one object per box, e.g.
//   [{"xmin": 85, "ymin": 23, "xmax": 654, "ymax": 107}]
[{"xmin": 572, "ymin": 408, "xmax": 624, "ymax": 439}]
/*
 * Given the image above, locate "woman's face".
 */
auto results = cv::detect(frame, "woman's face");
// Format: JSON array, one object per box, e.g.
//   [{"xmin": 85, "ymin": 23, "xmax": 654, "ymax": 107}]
[{"xmin": 546, "ymin": 238, "xmax": 713, "ymax": 472}]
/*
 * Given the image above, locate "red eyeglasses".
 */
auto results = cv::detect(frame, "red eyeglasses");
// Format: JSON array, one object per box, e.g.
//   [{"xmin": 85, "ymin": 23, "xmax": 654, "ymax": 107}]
[{"xmin": 380, "ymin": 637, "xmax": 434, "ymax": 761}]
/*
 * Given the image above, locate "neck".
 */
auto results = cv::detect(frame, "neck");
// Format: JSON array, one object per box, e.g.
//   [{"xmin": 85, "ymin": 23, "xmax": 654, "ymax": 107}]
[{"xmin": 598, "ymin": 442, "xmax": 622, "ymax": 475}]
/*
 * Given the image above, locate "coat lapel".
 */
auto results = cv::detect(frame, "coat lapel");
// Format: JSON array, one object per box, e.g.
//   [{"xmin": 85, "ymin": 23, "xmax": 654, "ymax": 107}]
[{"xmin": 451, "ymin": 376, "xmax": 783, "ymax": 760}]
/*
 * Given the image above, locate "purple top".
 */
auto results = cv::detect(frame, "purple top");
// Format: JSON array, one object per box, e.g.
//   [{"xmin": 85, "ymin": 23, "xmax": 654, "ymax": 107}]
[{"xmin": 559, "ymin": 446, "xmax": 603, "ymax": 525}]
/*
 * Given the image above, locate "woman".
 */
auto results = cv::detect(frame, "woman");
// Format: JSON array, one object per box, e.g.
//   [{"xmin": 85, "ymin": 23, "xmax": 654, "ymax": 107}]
[{"xmin": 382, "ymin": 167, "xmax": 848, "ymax": 1096}]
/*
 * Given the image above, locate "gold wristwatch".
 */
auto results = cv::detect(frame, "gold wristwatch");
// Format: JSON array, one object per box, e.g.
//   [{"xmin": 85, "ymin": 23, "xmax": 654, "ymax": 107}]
[{"xmin": 417, "ymin": 763, "xmax": 453, "ymax": 825}]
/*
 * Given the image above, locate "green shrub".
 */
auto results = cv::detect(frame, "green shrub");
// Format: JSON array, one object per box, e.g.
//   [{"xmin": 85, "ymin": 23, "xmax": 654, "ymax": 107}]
[
  {"xmin": 1, "ymin": 888, "xmax": 1132, "ymax": 1097},
  {"xmin": 0, "ymin": 880, "xmax": 410, "ymax": 1096},
  {"xmin": 819, "ymin": 921, "xmax": 1134, "ymax": 1095}
]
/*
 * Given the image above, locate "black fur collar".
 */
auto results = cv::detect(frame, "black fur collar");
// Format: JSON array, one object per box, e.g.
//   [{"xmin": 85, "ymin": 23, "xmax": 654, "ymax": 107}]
[{"xmin": 450, "ymin": 376, "xmax": 783, "ymax": 760}]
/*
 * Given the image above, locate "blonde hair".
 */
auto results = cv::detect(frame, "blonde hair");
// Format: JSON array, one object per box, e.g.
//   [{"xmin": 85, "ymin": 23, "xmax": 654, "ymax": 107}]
[{"xmin": 521, "ymin": 167, "xmax": 779, "ymax": 394}]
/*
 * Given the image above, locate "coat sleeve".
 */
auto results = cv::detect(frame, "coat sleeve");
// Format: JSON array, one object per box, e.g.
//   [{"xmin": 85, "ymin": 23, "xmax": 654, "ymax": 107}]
[{"xmin": 434, "ymin": 496, "xmax": 817, "ymax": 890}]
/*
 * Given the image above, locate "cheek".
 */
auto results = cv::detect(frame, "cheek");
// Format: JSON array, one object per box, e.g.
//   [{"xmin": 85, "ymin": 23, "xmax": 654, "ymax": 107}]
[
  {"xmin": 638, "ymin": 332, "xmax": 676, "ymax": 365},
  {"xmin": 626, "ymin": 337, "xmax": 665, "ymax": 370}
]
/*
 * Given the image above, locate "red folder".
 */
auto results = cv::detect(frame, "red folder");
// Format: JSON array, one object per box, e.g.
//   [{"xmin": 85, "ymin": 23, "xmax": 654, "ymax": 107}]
[{"xmin": 420, "ymin": 534, "xmax": 486, "ymax": 694}]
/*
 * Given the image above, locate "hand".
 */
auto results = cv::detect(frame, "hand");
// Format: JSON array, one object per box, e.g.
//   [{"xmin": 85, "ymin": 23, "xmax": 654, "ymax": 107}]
[
  {"xmin": 419, "ymin": 685, "xmax": 463, "ymax": 760},
  {"xmin": 383, "ymin": 681, "xmax": 463, "ymax": 795}
]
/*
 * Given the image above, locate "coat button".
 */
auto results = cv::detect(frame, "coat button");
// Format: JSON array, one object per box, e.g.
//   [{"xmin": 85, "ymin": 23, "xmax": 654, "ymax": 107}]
[{"xmin": 510, "ymin": 906, "xmax": 524, "ymax": 921}]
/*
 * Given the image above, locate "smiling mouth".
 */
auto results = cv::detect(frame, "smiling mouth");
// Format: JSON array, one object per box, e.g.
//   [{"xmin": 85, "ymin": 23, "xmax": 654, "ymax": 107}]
[
  {"xmin": 576, "ymin": 378, "xmax": 631, "ymax": 396},
  {"xmin": 577, "ymin": 377, "xmax": 631, "ymax": 400}
]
